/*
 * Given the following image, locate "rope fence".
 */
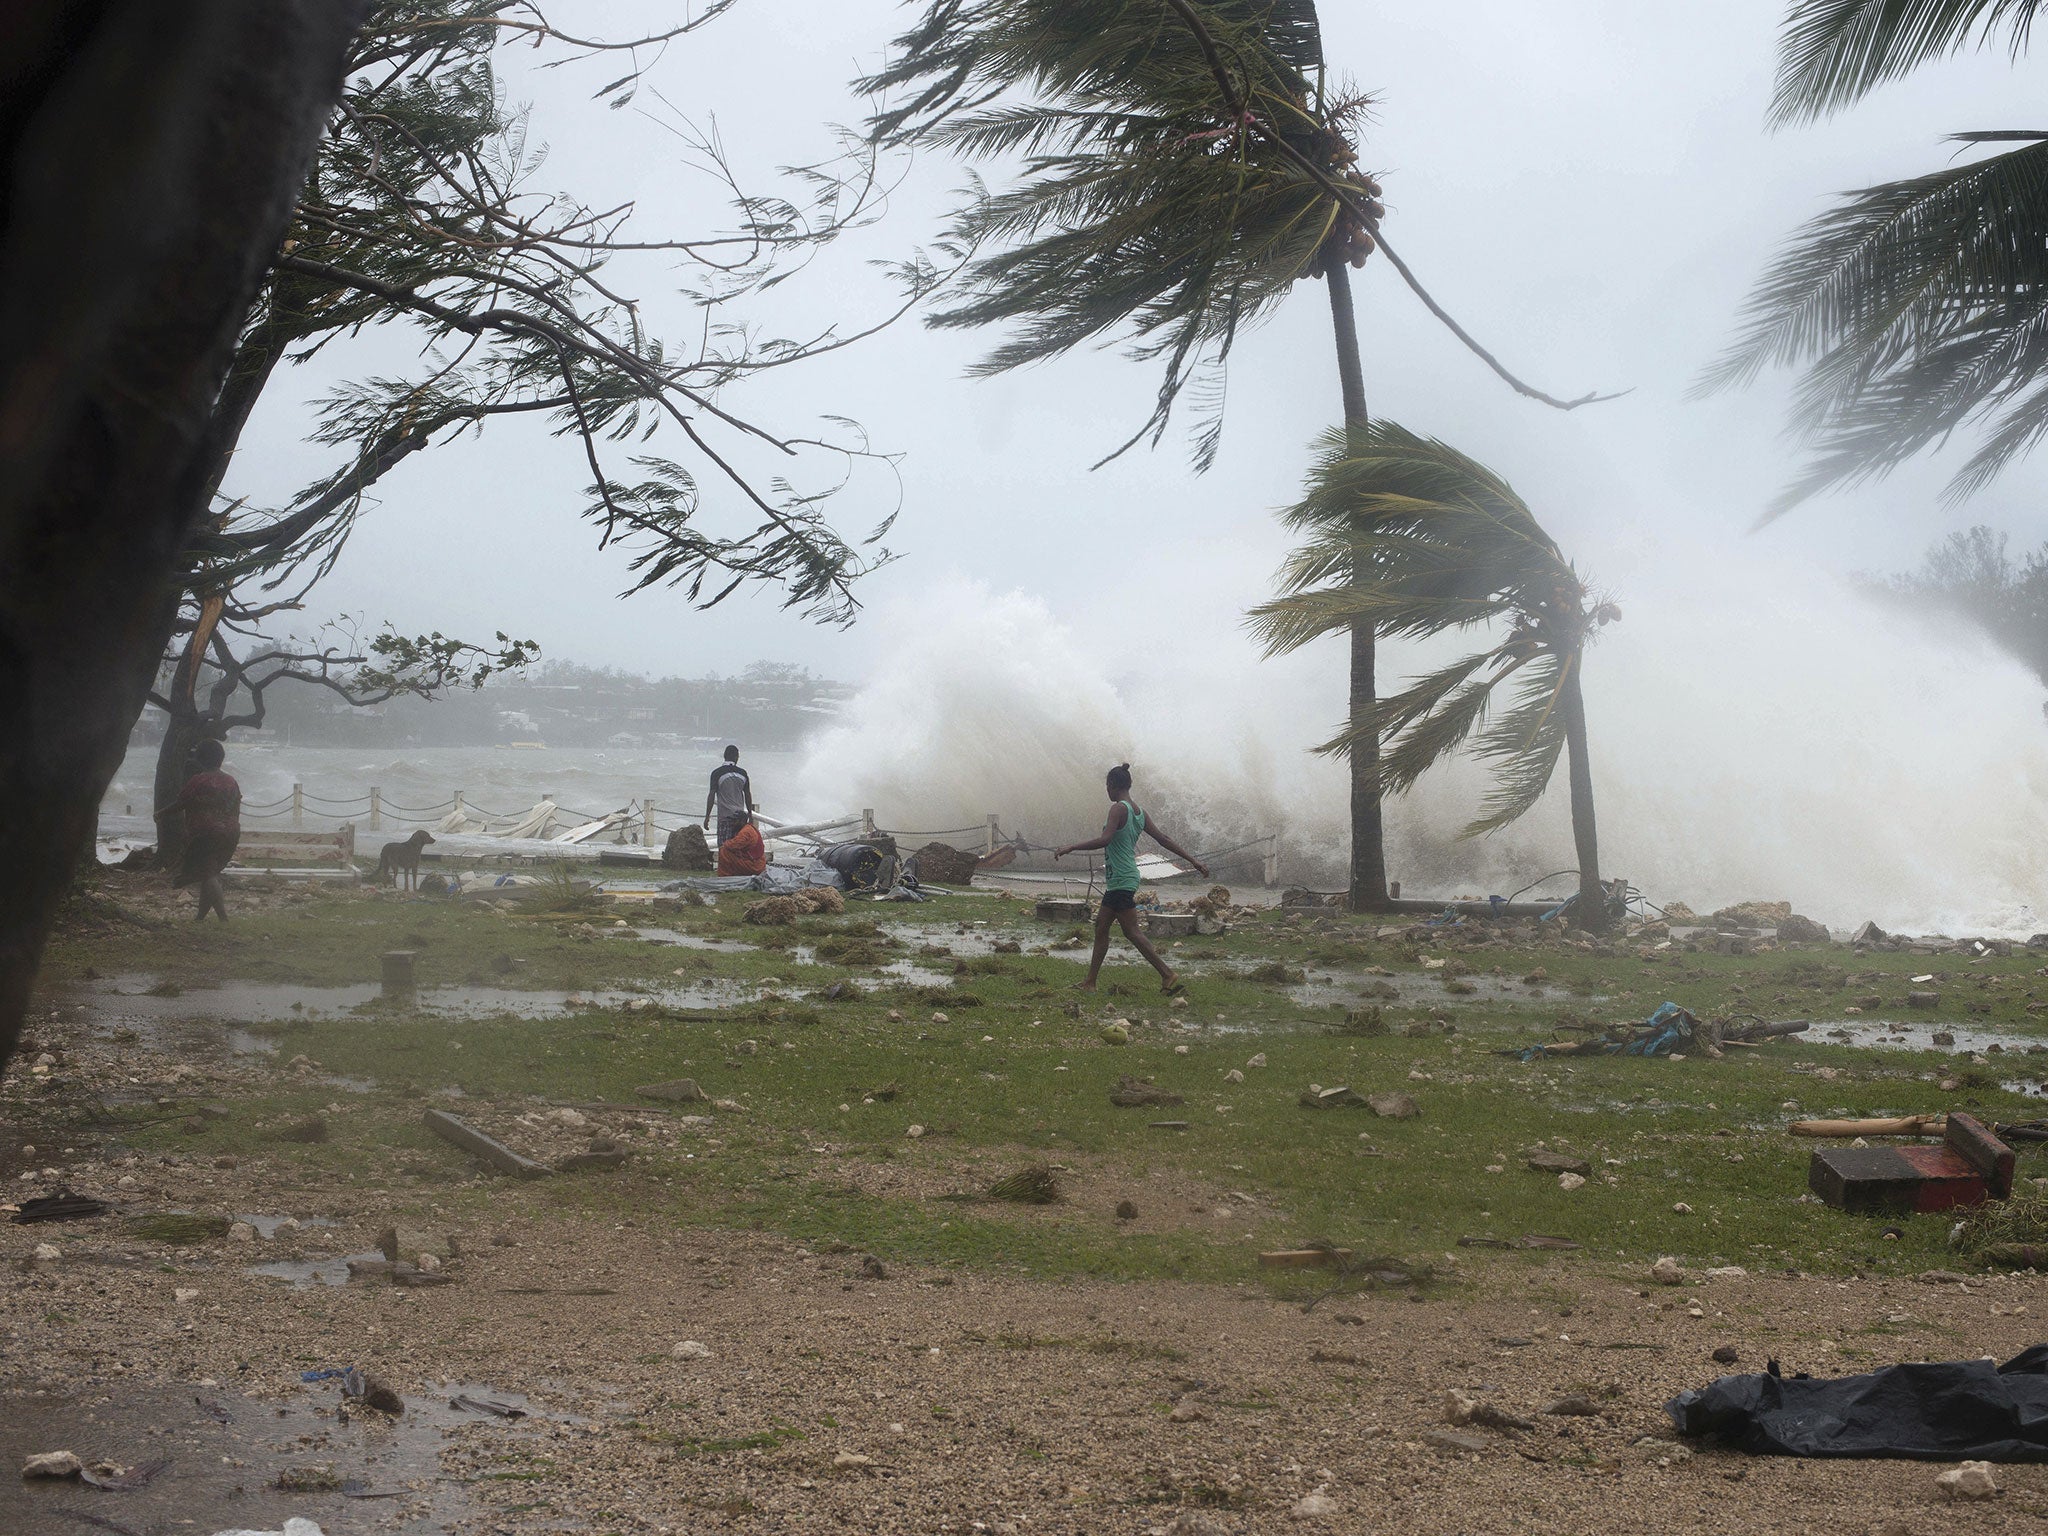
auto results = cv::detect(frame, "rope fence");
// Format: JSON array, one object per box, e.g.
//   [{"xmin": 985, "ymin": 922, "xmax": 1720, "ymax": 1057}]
[{"xmin": 209, "ymin": 783, "xmax": 1283, "ymax": 880}]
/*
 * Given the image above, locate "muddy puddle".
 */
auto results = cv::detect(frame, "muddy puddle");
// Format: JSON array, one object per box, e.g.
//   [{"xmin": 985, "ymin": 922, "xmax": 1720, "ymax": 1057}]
[
  {"xmin": 0, "ymin": 1376, "xmax": 555, "ymax": 1534},
  {"xmin": 60, "ymin": 973, "xmax": 759, "ymax": 1033},
  {"xmin": 249, "ymin": 1249, "xmax": 386, "ymax": 1288},
  {"xmin": 1285, "ymin": 969, "xmax": 1574, "ymax": 1010},
  {"xmin": 632, "ymin": 927, "xmax": 755, "ymax": 951}
]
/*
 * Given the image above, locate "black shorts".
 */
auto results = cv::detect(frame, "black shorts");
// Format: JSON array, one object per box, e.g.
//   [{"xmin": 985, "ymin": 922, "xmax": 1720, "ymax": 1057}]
[{"xmin": 1101, "ymin": 888, "xmax": 1138, "ymax": 914}]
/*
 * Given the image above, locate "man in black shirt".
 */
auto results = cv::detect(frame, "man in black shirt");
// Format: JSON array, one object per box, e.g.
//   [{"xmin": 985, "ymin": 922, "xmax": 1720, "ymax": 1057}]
[{"xmin": 703, "ymin": 744, "xmax": 755, "ymax": 848}]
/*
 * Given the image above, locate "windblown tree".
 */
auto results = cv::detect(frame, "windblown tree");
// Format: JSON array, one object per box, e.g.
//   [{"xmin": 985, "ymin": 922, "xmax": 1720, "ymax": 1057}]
[
  {"xmin": 1247, "ymin": 423, "xmax": 1621, "ymax": 926},
  {"xmin": 860, "ymin": 0, "xmax": 1609, "ymax": 910},
  {"xmin": 153, "ymin": 0, "xmax": 950, "ymax": 826},
  {"xmin": 0, "ymin": 0, "xmax": 370, "ymax": 1072},
  {"xmin": 1701, "ymin": 0, "xmax": 2048, "ymax": 510}
]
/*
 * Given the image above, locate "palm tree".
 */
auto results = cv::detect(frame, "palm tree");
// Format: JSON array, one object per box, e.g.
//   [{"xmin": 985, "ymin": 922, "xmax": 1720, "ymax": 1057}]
[
  {"xmin": 1701, "ymin": 0, "xmax": 2048, "ymax": 511},
  {"xmin": 1246, "ymin": 422, "xmax": 1621, "ymax": 927},
  {"xmin": 861, "ymin": 0, "xmax": 1604, "ymax": 911}
]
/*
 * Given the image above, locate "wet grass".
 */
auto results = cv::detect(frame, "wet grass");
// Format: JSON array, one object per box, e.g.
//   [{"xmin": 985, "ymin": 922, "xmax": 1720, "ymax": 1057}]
[{"xmin": 48, "ymin": 884, "xmax": 2048, "ymax": 1289}]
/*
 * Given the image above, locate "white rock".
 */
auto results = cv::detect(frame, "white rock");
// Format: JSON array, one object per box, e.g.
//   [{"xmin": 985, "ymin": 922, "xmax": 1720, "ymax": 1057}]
[
  {"xmin": 174, "ymin": 1287, "xmax": 200, "ymax": 1304},
  {"xmin": 906, "ymin": 1124, "xmax": 926, "ymax": 1139},
  {"xmin": 1169, "ymin": 1398, "xmax": 1206, "ymax": 1422},
  {"xmin": 832, "ymin": 1451, "xmax": 873, "ymax": 1470},
  {"xmin": 1224, "ymin": 1069, "xmax": 1244, "ymax": 1084},
  {"xmin": 22, "ymin": 1449, "xmax": 82, "ymax": 1478},
  {"xmin": 553, "ymin": 1107, "xmax": 589, "ymax": 1126},
  {"xmin": 116, "ymin": 1175, "xmax": 137, "ymax": 1190},
  {"xmin": 931, "ymin": 1012, "xmax": 950, "ymax": 1025},
  {"xmin": 1935, "ymin": 1461, "xmax": 2000, "ymax": 1501},
  {"xmin": 1246, "ymin": 1053, "xmax": 1267, "ymax": 1069},
  {"xmin": 671, "ymin": 1340, "xmax": 714, "ymax": 1360},
  {"xmin": 1291, "ymin": 1487, "xmax": 1339, "ymax": 1519},
  {"xmin": 228, "ymin": 1222, "xmax": 257, "ymax": 1243},
  {"xmin": 1173, "ymin": 1044, "xmax": 1190, "ymax": 1056},
  {"xmin": 1443, "ymin": 1388, "xmax": 1479, "ymax": 1425},
  {"xmin": 31, "ymin": 1243, "xmax": 60, "ymax": 1263},
  {"xmin": 417, "ymin": 1252, "xmax": 442, "ymax": 1274},
  {"xmin": 1704, "ymin": 1266, "xmax": 1748, "ymax": 1280},
  {"xmin": 1672, "ymin": 1202, "xmax": 1693, "ymax": 1214},
  {"xmin": 1651, "ymin": 1256, "xmax": 1683, "ymax": 1285},
  {"xmin": 1557, "ymin": 1172, "xmax": 1586, "ymax": 1192}
]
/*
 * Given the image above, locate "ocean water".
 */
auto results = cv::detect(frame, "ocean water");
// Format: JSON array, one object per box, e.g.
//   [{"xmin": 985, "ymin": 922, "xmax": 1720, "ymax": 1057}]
[{"xmin": 103, "ymin": 744, "xmax": 810, "ymax": 833}]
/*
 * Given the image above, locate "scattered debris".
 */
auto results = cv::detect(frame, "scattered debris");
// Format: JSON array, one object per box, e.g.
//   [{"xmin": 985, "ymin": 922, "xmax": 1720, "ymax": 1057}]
[
  {"xmin": 1298, "ymin": 1085, "xmax": 1366, "ymax": 1109},
  {"xmin": 671, "ymin": 1340, "xmax": 715, "ymax": 1360},
  {"xmin": 1670, "ymin": 1346, "xmax": 2048, "ymax": 1457},
  {"xmin": 10, "ymin": 1191, "xmax": 109, "ymax": 1223},
  {"xmin": 1504, "ymin": 1002, "xmax": 1807, "ymax": 1061},
  {"xmin": 989, "ymin": 1164, "xmax": 1060, "ymax": 1205},
  {"xmin": 125, "ymin": 1213, "xmax": 229, "ymax": 1244},
  {"xmin": 1366, "ymin": 1092, "xmax": 1419, "ymax": 1119},
  {"xmin": 1259, "ymin": 1248, "xmax": 1355, "ymax": 1269},
  {"xmin": 422, "ymin": 1108, "xmax": 552, "ymax": 1180},
  {"xmin": 22, "ymin": 1450, "xmax": 83, "ymax": 1479}
]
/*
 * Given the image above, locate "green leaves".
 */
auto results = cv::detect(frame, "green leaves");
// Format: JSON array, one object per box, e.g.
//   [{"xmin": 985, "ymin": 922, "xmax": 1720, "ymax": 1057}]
[
  {"xmin": 1247, "ymin": 421, "xmax": 1612, "ymax": 837},
  {"xmin": 1714, "ymin": 0, "xmax": 2048, "ymax": 510},
  {"xmin": 1702, "ymin": 134, "xmax": 2048, "ymax": 512},
  {"xmin": 862, "ymin": 0, "xmax": 1373, "ymax": 468},
  {"xmin": 1769, "ymin": 0, "xmax": 2041, "ymax": 126}
]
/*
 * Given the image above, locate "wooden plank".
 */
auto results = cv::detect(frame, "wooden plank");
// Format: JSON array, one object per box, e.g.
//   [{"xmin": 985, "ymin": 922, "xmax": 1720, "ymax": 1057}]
[
  {"xmin": 422, "ymin": 1109, "xmax": 552, "ymax": 1180},
  {"xmin": 1946, "ymin": 1112, "xmax": 2016, "ymax": 1197},
  {"xmin": 1789, "ymin": 1115, "xmax": 1943, "ymax": 1138},
  {"xmin": 1258, "ymin": 1249, "xmax": 1355, "ymax": 1269}
]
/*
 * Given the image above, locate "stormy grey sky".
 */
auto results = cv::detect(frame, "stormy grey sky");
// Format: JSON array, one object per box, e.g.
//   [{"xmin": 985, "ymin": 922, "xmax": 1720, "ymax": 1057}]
[{"xmin": 226, "ymin": 0, "xmax": 2048, "ymax": 682}]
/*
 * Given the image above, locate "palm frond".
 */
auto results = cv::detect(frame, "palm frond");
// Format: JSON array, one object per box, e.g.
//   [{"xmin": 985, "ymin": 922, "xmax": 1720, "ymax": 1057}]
[
  {"xmin": 1462, "ymin": 652, "xmax": 1570, "ymax": 835},
  {"xmin": 1698, "ymin": 139, "xmax": 2048, "ymax": 509},
  {"xmin": 858, "ymin": 0, "xmax": 1370, "ymax": 466},
  {"xmin": 1770, "ymin": 0, "xmax": 2041, "ymax": 126}
]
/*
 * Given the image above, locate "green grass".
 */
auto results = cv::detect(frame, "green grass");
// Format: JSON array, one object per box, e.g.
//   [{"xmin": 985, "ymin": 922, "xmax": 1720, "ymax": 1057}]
[{"xmin": 55, "ymin": 884, "xmax": 2048, "ymax": 1289}]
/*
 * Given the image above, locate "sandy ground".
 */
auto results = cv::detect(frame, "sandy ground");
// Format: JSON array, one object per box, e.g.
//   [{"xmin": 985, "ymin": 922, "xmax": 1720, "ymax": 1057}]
[{"xmin": 9, "ymin": 1193, "xmax": 2048, "ymax": 1535}]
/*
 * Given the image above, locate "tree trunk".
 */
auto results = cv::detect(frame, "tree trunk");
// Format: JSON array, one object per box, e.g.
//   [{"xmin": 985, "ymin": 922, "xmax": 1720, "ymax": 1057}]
[
  {"xmin": 1558, "ymin": 650, "xmax": 1605, "ymax": 931},
  {"xmin": 1325, "ymin": 260, "xmax": 1388, "ymax": 912},
  {"xmin": 0, "ymin": 0, "xmax": 368, "ymax": 1074}
]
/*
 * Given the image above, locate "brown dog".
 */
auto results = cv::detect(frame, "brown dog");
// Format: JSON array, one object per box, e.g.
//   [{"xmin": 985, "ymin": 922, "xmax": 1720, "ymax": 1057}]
[{"xmin": 376, "ymin": 829, "xmax": 435, "ymax": 891}]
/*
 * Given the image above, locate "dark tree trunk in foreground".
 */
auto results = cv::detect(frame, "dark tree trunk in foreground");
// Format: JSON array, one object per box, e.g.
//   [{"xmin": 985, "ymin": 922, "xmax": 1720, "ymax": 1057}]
[
  {"xmin": 0, "ymin": 0, "xmax": 368, "ymax": 1072},
  {"xmin": 1558, "ymin": 652, "xmax": 1606, "ymax": 931},
  {"xmin": 1326, "ymin": 260, "xmax": 1389, "ymax": 912}
]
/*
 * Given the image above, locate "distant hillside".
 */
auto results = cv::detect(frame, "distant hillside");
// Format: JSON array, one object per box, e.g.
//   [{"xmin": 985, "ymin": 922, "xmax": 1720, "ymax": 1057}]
[{"xmin": 132, "ymin": 660, "xmax": 851, "ymax": 750}]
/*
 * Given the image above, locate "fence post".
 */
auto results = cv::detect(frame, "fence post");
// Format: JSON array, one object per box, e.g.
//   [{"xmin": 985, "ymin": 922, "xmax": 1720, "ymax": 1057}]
[
  {"xmin": 369, "ymin": 786, "xmax": 381, "ymax": 832},
  {"xmin": 987, "ymin": 814, "xmax": 999, "ymax": 856},
  {"xmin": 1263, "ymin": 835, "xmax": 1280, "ymax": 888},
  {"xmin": 452, "ymin": 790, "xmax": 465, "ymax": 828},
  {"xmin": 643, "ymin": 800, "xmax": 655, "ymax": 846},
  {"xmin": 291, "ymin": 783, "xmax": 303, "ymax": 830},
  {"xmin": 862, "ymin": 808, "xmax": 875, "ymax": 838}
]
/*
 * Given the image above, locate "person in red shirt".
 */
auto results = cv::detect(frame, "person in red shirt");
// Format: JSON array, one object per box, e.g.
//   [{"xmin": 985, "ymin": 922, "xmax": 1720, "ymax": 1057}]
[
  {"xmin": 715, "ymin": 813, "xmax": 766, "ymax": 877},
  {"xmin": 156, "ymin": 738, "xmax": 241, "ymax": 921}
]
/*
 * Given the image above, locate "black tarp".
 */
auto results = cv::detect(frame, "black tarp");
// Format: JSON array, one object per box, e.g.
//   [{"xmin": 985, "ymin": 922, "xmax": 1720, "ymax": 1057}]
[{"xmin": 1667, "ymin": 1345, "xmax": 2048, "ymax": 1459}]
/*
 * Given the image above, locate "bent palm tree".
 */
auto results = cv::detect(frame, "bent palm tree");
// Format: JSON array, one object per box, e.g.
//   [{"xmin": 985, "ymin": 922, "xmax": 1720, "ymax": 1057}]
[
  {"xmin": 1701, "ymin": 0, "xmax": 2048, "ymax": 511},
  {"xmin": 1247, "ymin": 423, "xmax": 1621, "ymax": 926},
  {"xmin": 862, "ymin": 0, "xmax": 1607, "ymax": 911}
]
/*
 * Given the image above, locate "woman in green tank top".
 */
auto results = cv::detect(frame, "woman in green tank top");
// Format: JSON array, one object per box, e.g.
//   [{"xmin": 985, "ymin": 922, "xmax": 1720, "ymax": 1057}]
[{"xmin": 1055, "ymin": 763, "xmax": 1209, "ymax": 992}]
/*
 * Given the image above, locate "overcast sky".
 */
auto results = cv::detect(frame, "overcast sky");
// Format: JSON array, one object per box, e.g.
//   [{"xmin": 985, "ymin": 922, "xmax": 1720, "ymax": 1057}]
[{"xmin": 226, "ymin": 0, "xmax": 2048, "ymax": 682}]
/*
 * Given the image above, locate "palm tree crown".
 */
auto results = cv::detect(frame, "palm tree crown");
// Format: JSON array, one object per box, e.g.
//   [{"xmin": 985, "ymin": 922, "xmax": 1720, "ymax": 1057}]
[
  {"xmin": 1247, "ymin": 422, "xmax": 1618, "ymax": 835},
  {"xmin": 1702, "ymin": 0, "xmax": 2048, "ymax": 511},
  {"xmin": 860, "ymin": 0, "xmax": 1381, "ymax": 467}
]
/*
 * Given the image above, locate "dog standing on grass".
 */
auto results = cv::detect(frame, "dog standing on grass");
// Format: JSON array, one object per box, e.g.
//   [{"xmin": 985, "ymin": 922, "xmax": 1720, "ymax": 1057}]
[{"xmin": 376, "ymin": 829, "xmax": 435, "ymax": 891}]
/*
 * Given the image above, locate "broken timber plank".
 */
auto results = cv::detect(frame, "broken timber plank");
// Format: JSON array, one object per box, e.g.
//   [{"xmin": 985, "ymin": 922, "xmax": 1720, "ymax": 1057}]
[
  {"xmin": 1790, "ymin": 1114, "xmax": 1943, "ymax": 1138},
  {"xmin": 423, "ymin": 1109, "xmax": 552, "ymax": 1180},
  {"xmin": 1258, "ymin": 1248, "xmax": 1354, "ymax": 1269}
]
